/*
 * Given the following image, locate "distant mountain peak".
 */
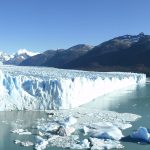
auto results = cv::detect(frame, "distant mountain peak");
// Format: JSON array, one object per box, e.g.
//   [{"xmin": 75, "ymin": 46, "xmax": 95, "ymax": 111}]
[
  {"xmin": 16, "ymin": 49, "xmax": 39, "ymax": 57},
  {"xmin": 109, "ymin": 33, "xmax": 148, "ymax": 46},
  {"xmin": 0, "ymin": 51, "xmax": 11, "ymax": 62},
  {"xmin": 67, "ymin": 44, "xmax": 94, "ymax": 51},
  {"xmin": 138, "ymin": 32, "xmax": 145, "ymax": 37},
  {"xmin": 4, "ymin": 49, "xmax": 39, "ymax": 65}
]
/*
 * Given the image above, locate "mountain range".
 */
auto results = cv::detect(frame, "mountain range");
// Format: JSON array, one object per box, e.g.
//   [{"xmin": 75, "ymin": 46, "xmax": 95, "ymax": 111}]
[
  {"xmin": 0, "ymin": 49, "xmax": 39, "ymax": 65},
  {"xmin": 19, "ymin": 44, "xmax": 93, "ymax": 67},
  {"xmin": 1, "ymin": 33, "xmax": 150, "ymax": 76}
]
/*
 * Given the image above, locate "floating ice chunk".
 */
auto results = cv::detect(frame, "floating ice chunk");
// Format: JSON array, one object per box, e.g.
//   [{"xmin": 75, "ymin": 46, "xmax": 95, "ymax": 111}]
[
  {"xmin": 11, "ymin": 128, "xmax": 31, "ymax": 135},
  {"xmin": 14, "ymin": 140, "xmax": 21, "ymax": 144},
  {"xmin": 89, "ymin": 138, "xmax": 124, "ymax": 150},
  {"xmin": 64, "ymin": 116, "xmax": 77, "ymax": 127},
  {"xmin": 14, "ymin": 140, "xmax": 33, "ymax": 147},
  {"xmin": 19, "ymin": 131, "xmax": 32, "ymax": 135},
  {"xmin": 11, "ymin": 129, "xmax": 24, "ymax": 133},
  {"xmin": 81, "ymin": 139, "xmax": 90, "ymax": 148},
  {"xmin": 48, "ymin": 135, "xmax": 80, "ymax": 149},
  {"xmin": 65, "ymin": 126, "xmax": 76, "ymax": 136},
  {"xmin": 92, "ymin": 122, "xmax": 132, "ymax": 130},
  {"xmin": 37, "ymin": 122, "xmax": 60, "ymax": 132},
  {"xmin": 20, "ymin": 141, "xmax": 34, "ymax": 147},
  {"xmin": 46, "ymin": 111, "xmax": 55, "ymax": 118},
  {"xmin": 131, "ymin": 127, "xmax": 150, "ymax": 142},
  {"xmin": 70, "ymin": 139, "xmax": 90, "ymax": 149},
  {"xmin": 35, "ymin": 136, "xmax": 49, "ymax": 150},
  {"xmin": 38, "ymin": 131, "xmax": 44, "ymax": 136},
  {"xmin": 83, "ymin": 125, "xmax": 123, "ymax": 140},
  {"xmin": 83, "ymin": 126, "xmax": 90, "ymax": 135}
]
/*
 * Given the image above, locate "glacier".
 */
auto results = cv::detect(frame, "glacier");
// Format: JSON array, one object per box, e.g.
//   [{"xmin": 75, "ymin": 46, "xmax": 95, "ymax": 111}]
[{"xmin": 0, "ymin": 65, "xmax": 146, "ymax": 111}]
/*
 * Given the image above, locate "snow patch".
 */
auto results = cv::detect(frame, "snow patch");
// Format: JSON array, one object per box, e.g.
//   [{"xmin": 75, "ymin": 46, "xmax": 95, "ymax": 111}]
[{"xmin": 16, "ymin": 49, "xmax": 39, "ymax": 56}]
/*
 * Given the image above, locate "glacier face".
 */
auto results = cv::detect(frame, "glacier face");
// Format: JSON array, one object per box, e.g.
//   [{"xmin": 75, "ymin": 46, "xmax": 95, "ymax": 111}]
[{"xmin": 0, "ymin": 65, "xmax": 146, "ymax": 111}]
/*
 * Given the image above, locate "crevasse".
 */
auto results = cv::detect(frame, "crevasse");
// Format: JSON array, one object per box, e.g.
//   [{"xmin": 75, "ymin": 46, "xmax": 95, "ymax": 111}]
[{"xmin": 0, "ymin": 65, "xmax": 146, "ymax": 111}]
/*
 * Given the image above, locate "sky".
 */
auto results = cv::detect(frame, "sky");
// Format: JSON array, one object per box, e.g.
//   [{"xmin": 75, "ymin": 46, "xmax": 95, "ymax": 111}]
[{"xmin": 0, "ymin": 0, "xmax": 150, "ymax": 53}]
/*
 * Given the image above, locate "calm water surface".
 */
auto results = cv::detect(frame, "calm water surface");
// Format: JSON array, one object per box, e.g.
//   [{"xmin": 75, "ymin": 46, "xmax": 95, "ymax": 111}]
[{"xmin": 0, "ymin": 82, "xmax": 150, "ymax": 150}]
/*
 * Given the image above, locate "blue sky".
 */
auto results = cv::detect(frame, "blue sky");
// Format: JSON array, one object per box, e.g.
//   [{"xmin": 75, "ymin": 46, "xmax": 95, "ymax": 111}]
[{"xmin": 0, "ymin": 0, "xmax": 150, "ymax": 53}]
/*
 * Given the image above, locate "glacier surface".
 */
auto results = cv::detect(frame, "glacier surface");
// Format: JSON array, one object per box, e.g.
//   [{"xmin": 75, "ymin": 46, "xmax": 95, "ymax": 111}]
[{"xmin": 0, "ymin": 65, "xmax": 146, "ymax": 110}]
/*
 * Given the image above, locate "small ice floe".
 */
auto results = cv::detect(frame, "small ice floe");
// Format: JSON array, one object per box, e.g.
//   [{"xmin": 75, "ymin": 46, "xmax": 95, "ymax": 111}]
[
  {"xmin": 11, "ymin": 128, "xmax": 31, "ymax": 135},
  {"xmin": 83, "ymin": 124, "xmax": 123, "ymax": 140},
  {"xmin": 14, "ymin": 140, "xmax": 21, "ymax": 144},
  {"xmin": 19, "ymin": 131, "xmax": 32, "ymax": 135},
  {"xmin": 89, "ymin": 138, "xmax": 124, "ymax": 150},
  {"xmin": 48, "ymin": 135, "xmax": 81, "ymax": 149},
  {"xmin": 64, "ymin": 116, "xmax": 77, "ymax": 127},
  {"xmin": 11, "ymin": 129, "xmax": 24, "ymax": 133},
  {"xmin": 20, "ymin": 141, "xmax": 34, "ymax": 147},
  {"xmin": 1, "ymin": 120, "xmax": 8, "ymax": 124},
  {"xmin": 83, "ymin": 126, "xmax": 90, "ymax": 135},
  {"xmin": 70, "ymin": 139, "xmax": 90, "ymax": 149},
  {"xmin": 81, "ymin": 121, "xmax": 132, "ymax": 135},
  {"xmin": 131, "ymin": 127, "xmax": 150, "ymax": 142},
  {"xmin": 38, "ymin": 131, "xmax": 45, "ymax": 136},
  {"xmin": 81, "ymin": 139, "xmax": 90, "ymax": 149},
  {"xmin": 35, "ymin": 136, "xmax": 49, "ymax": 150},
  {"xmin": 47, "ymin": 112, "xmax": 55, "ymax": 118},
  {"xmin": 14, "ymin": 140, "xmax": 33, "ymax": 147},
  {"xmin": 37, "ymin": 122, "xmax": 60, "ymax": 132},
  {"xmin": 65, "ymin": 126, "xmax": 75, "ymax": 136}
]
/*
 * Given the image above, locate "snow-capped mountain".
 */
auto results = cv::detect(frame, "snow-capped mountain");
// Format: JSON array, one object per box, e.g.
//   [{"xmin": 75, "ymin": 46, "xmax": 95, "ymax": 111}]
[
  {"xmin": 20, "ymin": 44, "xmax": 93, "ymax": 67},
  {"xmin": 0, "ymin": 51, "xmax": 12, "ymax": 63},
  {"xmin": 16, "ymin": 49, "xmax": 39, "ymax": 57},
  {"xmin": 4, "ymin": 49, "xmax": 39, "ymax": 65},
  {"xmin": 19, "ymin": 50, "xmax": 57, "ymax": 66}
]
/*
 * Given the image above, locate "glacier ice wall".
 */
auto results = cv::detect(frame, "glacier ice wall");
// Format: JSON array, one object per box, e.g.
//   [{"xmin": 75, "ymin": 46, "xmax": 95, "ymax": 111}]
[{"xmin": 0, "ymin": 65, "xmax": 146, "ymax": 110}]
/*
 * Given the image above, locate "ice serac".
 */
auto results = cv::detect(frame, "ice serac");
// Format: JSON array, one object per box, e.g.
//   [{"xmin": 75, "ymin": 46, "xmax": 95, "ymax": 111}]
[{"xmin": 0, "ymin": 65, "xmax": 146, "ymax": 111}]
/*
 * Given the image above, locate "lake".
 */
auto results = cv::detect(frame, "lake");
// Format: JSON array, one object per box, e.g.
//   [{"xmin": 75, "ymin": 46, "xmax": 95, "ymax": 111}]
[{"xmin": 0, "ymin": 81, "xmax": 150, "ymax": 150}]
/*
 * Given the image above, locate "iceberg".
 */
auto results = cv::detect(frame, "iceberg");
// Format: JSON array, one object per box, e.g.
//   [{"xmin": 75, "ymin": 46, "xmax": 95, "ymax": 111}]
[
  {"xmin": 83, "ymin": 124, "xmax": 124, "ymax": 140},
  {"xmin": 131, "ymin": 127, "xmax": 150, "ymax": 142},
  {"xmin": 0, "ymin": 65, "xmax": 146, "ymax": 110}
]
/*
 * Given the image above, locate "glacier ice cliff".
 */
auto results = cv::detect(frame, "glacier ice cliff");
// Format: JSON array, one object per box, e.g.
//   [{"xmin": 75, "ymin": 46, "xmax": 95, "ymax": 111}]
[{"xmin": 0, "ymin": 65, "xmax": 146, "ymax": 110}]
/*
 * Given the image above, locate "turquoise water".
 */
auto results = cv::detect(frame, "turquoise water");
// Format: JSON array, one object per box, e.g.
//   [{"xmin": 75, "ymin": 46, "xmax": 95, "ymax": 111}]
[
  {"xmin": 85, "ymin": 82, "xmax": 150, "ymax": 150},
  {"xmin": 0, "ymin": 82, "xmax": 150, "ymax": 149}
]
